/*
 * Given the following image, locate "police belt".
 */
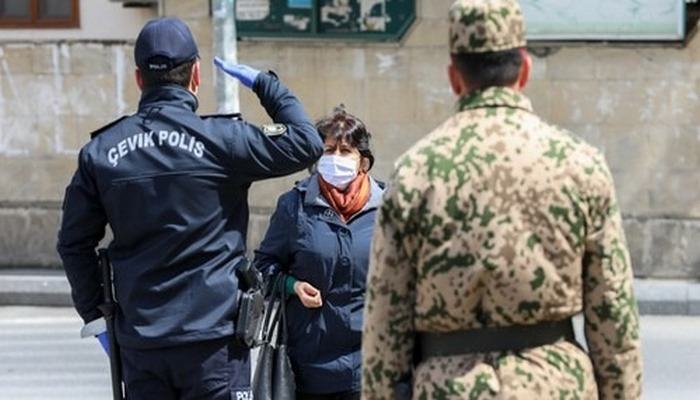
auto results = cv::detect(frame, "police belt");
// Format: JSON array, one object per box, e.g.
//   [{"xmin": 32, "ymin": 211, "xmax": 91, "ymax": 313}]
[{"xmin": 419, "ymin": 319, "xmax": 575, "ymax": 358}]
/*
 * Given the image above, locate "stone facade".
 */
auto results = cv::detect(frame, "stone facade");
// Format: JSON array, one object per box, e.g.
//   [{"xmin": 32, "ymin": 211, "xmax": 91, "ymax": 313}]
[{"xmin": 0, "ymin": 0, "xmax": 697, "ymax": 279}]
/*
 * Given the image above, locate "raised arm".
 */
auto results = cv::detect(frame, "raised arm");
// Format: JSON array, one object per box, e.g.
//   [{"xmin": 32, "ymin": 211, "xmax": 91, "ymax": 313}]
[{"xmin": 213, "ymin": 58, "xmax": 323, "ymax": 180}]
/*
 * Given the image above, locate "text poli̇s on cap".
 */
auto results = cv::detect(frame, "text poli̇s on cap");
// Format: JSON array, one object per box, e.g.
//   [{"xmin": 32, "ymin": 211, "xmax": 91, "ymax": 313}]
[
  {"xmin": 449, "ymin": 0, "xmax": 526, "ymax": 54},
  {"xmin": 134, "ymin": 17, "xmax": 199, "ymax": 72}
]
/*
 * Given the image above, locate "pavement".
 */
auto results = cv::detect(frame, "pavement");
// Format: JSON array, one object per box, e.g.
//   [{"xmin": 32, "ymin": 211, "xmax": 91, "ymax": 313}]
[{"xmin": 0, "ymin": 268, "xmax": 699, "ymax": 315}]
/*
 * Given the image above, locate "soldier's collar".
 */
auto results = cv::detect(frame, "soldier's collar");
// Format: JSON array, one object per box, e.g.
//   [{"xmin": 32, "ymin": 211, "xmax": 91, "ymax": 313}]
[{"xmin": 456, "ymin": 86, "xmax": 533, "ymax": 113}]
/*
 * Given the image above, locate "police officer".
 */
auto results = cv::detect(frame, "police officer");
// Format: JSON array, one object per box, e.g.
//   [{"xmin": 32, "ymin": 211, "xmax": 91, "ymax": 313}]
[
  {"xmin": 56, "ymin": 17, "xmax": 323, "ymax": 400},
  {"xmin": 361, "ymin": 1, "xmax": 643, "ymax": 399}
]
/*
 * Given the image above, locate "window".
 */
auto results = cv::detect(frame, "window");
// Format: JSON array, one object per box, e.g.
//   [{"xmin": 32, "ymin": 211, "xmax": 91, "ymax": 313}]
[{"xmin": 0, "ymin": 0, "xmax": 79, "ymax": 29}]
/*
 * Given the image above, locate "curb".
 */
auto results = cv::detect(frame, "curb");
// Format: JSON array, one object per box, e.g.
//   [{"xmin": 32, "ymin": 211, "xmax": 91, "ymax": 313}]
[
  {"xmin": 0, "ymin": 269, "xmax": 73, "ymax": 307},
  {"xmin": 634, "ymin": 279, "xmax": 700, "ymax": 316},
  {"xmin": 0, "ymin": 270, "xmax": 699, "ymax": 316}
]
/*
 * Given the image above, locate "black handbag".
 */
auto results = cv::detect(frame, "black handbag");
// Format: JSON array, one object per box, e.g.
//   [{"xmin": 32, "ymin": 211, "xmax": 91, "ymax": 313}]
[{"xmin": 252, "ymin": 275, "xmax": 296, "ymax": 400}]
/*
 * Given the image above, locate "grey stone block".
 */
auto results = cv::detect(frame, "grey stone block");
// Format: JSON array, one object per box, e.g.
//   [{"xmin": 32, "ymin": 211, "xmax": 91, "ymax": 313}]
[
  {"xmin": 688, "ymin": 282, "xmax": 700, "ymax": 315},
  {"xmin": 0, "ymin": 208, "xmax": 63, "ymax": 269},
  {"xmin": 637, "ymin": 301, "xmax": 688, "ymax": 316},
  {"xmin": 0, "ymin": 269, "xmax": 72, "ymax": 306},
  {"xmin": 634, "ymin": 279, "xmax": 700, "ymax": 316},
  {"xmin": 624, "ymin": 218, "xmax": 700, "ymax": 280},
  {"xmin": 624, "ymin": 219, "xmax": 652, "ymax": 276}
]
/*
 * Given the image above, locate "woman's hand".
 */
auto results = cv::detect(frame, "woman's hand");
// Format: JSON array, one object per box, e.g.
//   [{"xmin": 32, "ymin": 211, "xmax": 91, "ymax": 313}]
[{"xmin": 294, "ymin": 281, "xmax": 323, "ymax": 308}]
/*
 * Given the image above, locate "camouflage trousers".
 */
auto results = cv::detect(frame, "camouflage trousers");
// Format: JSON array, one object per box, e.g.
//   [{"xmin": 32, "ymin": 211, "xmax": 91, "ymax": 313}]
[{"xmin": 412, "ymin": 341, "xmax": 597, "ymax": 399}]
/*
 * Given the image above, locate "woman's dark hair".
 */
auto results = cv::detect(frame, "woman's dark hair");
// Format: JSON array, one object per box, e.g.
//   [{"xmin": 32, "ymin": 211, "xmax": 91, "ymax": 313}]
[
  {"xmin": 451, "ymin": 48, "xmax": 523, "ymax": 91},
  {"xmin": 139, "ymin": 58, "xmax": 197, "ymax": 88},
  {"xmin": 315, "ymin": 105, "xmax": 375, "ymax": 170}
]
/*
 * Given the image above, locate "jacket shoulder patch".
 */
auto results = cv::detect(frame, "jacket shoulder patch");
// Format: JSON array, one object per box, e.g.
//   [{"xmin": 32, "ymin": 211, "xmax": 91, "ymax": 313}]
[
  {"xmin": 261, "ymin": 123, "xmax": 287, "ymax": 137},
  {"xmin": 90, "ymin": 116, "xmax": 127, "ymax": 139}
]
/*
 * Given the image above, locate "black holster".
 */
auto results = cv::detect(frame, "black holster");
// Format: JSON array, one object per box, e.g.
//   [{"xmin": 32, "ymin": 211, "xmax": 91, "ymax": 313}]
[
  {"xmin": 234, "ymin": 258, "xmax": 265, "ymax": 347},
  {"xmin": 235, "ymin": 288, "xmax": 265, "ymax": 347}
]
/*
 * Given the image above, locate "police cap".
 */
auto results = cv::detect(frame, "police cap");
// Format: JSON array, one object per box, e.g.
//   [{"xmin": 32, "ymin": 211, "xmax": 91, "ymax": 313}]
[{"xmin": 134, "ymin": 17, "xmax": 199, "ymax": 72}]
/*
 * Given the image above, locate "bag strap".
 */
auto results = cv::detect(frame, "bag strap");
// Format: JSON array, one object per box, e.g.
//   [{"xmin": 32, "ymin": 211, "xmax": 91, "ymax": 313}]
[
  {"xmin": 277, "ymin": 274, "xmax": 289, "ymax": 345},
  {"xmin": 260, "ymin": 274, "xmax": 284, "ymax": 344}
]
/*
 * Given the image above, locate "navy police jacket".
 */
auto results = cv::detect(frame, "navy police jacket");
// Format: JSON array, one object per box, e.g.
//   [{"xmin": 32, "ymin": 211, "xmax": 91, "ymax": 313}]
[
  {"xmin": 253, "ymin": 174, "xmax": 384, "ymax": 394},
  {"xmin": 56, "ymin": 72, "xmax": 323, "ymax": 350}
]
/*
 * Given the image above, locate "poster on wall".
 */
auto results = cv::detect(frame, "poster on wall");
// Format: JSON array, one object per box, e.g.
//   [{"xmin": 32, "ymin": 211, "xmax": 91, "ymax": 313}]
[
  {"xmin": 319, "ymin": 0, "xmax": 388, "ymax": 33},
  {"xmin": 235, "ymin": 0, "xmax": 415, "ymax": 40},
  {"xmin": 236, "ymin": 0, "xmax": 313, "ymax": 33},
  {"xmin": 288, "ymin": 0, "xmax": 312, "ymax": 8},
  {"xmin": 236, "ymin": 0, "xmax": 270, "ymax": 21},
  {"xmin": 360, "ymin": 0, "xmax": 387, "ymax": 32}
]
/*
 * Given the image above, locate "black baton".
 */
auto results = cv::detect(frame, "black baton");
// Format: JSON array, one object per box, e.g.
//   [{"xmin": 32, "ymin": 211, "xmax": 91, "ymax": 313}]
[{"xmin": 96, "ymin": 248, "xmax": 125, "ymax": 400}]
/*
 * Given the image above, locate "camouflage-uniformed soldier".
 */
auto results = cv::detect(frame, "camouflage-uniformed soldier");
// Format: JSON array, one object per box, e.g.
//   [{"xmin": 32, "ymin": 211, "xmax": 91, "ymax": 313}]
[{"xmin": 361, "ymin": 0, "xmax": 643, "ymax": 399}]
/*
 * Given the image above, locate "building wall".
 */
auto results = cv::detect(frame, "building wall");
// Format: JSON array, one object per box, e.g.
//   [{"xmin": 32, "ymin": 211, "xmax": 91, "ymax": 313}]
[
  {"xmin": 2, "ymin": 0, "xmax": 155, "ymax": 41},
  {"xmin": 0, "ymin": 0, "xmax": 697, "ymax": 278}
]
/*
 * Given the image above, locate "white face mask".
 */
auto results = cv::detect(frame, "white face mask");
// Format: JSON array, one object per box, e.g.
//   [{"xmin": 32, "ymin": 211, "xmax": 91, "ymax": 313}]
[{"xmin": 317, "ymin": 154, "xmax": 358, "ymax": 190}]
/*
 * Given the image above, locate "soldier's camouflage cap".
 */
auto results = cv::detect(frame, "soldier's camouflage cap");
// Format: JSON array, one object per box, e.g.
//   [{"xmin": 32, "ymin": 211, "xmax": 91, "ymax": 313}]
[{"xmin": 449, "ymin": 0, "xmax": 526, "ymax": 54}]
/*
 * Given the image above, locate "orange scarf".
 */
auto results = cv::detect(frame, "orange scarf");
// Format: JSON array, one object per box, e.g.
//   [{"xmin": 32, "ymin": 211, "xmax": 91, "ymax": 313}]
[{"xmin": 317, "ymin": 173, "xmax": 370, "ymax": 222}]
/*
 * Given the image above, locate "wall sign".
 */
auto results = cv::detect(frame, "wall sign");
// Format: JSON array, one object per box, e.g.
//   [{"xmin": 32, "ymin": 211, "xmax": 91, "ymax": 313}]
[
  {"xmin": 522, "ymin": 0, "xmax": 686, "ymax": 41},
  {"xmin": 235, "ymin": 0, "xmax": 416, "ymax": 41}
]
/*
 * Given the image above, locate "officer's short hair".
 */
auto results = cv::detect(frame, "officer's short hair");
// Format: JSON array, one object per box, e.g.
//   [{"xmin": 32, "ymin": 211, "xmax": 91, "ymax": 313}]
[
  {"xmin": 139, "ymin": 58, "xmax": 197, "ymax": 88},
  {"xmin": 315, "ymin": 105, "xmax": 375, "ymax": 171},
  {"xmin": 451, "ymin": 49, "xmax": 523, "ymax": 91}
]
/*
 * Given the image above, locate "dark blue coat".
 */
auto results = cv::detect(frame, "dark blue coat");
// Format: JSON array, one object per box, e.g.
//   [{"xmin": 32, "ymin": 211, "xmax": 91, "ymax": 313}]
[
  {"xmin": 56, "ymin": 72, "xmax": 323, "ymax": 350},
  {"xmin": 253, "ymin": 174, "xmax": 384, "ymax": 394}
]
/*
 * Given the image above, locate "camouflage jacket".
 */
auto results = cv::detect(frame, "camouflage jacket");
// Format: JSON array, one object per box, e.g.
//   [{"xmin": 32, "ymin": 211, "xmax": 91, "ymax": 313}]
[{"xmin": 361, "ymin": 87, "xmax": 642, "ymax": 399}]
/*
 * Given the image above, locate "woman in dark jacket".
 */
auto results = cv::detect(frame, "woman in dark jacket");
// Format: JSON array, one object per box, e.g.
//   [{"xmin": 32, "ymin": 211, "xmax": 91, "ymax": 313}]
[{"xmin": 253, "ymin": 105, "xmax": 384, "ymax": 400}]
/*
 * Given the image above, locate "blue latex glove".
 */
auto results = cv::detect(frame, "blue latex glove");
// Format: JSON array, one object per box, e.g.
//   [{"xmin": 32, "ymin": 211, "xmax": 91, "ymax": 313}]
[
  {"xmin": 96, "ymin": 331, "xmax": 110, "ymax": 356},
  {"xmin": 213, "ymin": 56, "xmax": 261, "ymax": 89},
  {"xmin": 80, "ymin": 317, "xmax": 109, "ymax": 357}
]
